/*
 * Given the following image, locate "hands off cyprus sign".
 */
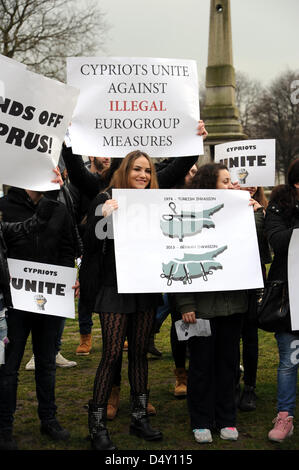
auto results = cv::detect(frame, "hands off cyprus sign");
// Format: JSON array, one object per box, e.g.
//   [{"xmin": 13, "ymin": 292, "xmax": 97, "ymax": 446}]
[
  {"xmin": 0, "ymin": 57, "xmax": 79, "ymax": 191},
  {"xmin": 67, "ymin": 57, "xmax": 203, "ymax": 157}
]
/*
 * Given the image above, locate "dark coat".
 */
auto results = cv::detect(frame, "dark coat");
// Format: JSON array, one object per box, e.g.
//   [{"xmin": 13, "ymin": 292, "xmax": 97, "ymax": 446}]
[
  {"xmin": 0, "ymin": 221, "xmax": 39, "ymax": 308},
  {"xmin": 62, "ymin": 145, "xmax": 199, "ymax": 199},
  {"xmin": 265, "ymin": 199, "xmax": 299, "ymax": 282},
  {"xmin": 0, "ymin": 197, "xmax": 58, "ymax": 307},
  {"xmin": 0, "ymin": 188, "xmax": 76, "ymax": 268},
  {"xmin": 264, "ymin": 192, "xmax": 299, "ymax": 334},
  {"xmin": 78, "ymin": 191, "xmax": 110, "ymax": 310}
]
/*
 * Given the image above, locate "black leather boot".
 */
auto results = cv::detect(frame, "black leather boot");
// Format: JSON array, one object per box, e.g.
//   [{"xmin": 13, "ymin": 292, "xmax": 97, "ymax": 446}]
[
  {"xmin": 148, "ymin": 333, "xmax": 162, "ymax": 357},
  {"xmin": 88, "ymin": 400, "xmax": 117, "ymax": 450},
  {"xmin": 129, "ymin": 392, "xmax": 163, "ymax": 441}
]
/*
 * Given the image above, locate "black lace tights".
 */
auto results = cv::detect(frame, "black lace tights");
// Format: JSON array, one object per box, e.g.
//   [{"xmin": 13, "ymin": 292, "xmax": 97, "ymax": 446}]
[{"xmin": 93, "ymin": 310, "xmax": 155, "ymax": 405}]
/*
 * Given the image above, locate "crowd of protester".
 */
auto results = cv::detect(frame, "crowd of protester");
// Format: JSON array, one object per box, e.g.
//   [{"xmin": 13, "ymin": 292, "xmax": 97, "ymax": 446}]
[{"xmin": 0, "ymin": 120, "xmax": 299, "ymax": 451}]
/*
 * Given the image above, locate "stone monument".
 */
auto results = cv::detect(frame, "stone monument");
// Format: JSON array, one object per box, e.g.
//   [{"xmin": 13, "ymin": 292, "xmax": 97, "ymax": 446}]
[{"xmin": 202, "ymin": 0, "xmax": 246, "ymax": 161}]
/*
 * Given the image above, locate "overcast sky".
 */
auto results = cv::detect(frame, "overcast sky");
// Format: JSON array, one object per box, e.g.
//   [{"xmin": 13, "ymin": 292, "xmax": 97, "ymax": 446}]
[{"xmin": 98, "ymin": 0, "xmax": 299, "ymax": 86}]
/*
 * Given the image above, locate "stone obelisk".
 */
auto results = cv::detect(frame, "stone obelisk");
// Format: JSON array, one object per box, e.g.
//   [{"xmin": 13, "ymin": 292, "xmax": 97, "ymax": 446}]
[{"xmin": 202, "ymin": 0, "xmax": 246, "ymax": 160}]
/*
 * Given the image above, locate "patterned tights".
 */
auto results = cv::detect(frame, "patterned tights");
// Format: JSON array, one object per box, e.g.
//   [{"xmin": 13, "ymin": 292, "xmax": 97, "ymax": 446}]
[{"xmin": 93, "ymin": 310, "xmax": 155, "ymax": 405}]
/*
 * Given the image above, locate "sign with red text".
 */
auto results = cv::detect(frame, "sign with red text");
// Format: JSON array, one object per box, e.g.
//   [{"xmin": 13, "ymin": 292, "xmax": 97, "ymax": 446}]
[
  {"xmin": 66, "ymin": 57, "xmax": 203, "ymax": 158},
  {"xmin": 0, "ymin": 58, "xmax": 79, "ymax": 191},
  {"xmin": 214, "ymin": 139, "xmax": 276, "ymax": 187},
  {"xmin": 8, "ymin": 259, "xmax": 77, "ymax": 319}
]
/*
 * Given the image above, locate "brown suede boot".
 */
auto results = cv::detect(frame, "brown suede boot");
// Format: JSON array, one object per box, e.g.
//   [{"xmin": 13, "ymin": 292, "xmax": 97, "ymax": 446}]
[
  {"xmin": 76, "ymin": 334, "xmax": 92, "ymax": 356},
  {"xmin": 107, "ymin": 386, "xmax": 121, "ymax": 420},
  {"xmin": 174, "ymin": 368, "xmax": 187, "ymax": 398}
]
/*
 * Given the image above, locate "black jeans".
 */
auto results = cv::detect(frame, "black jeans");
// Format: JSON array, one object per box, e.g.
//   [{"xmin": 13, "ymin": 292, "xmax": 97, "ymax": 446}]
[
  {"xmin": 170, "ymin": 310, "xmax": 187, "ymax": 369},
  {"xmin": 187, "ymin": 312, "xmax": 243, "ymax": 430},
  {"xmin": 238, "ymin": 316, "xmax": 258, "ymax": 387},
  {"xmin": 0, "ymin": 308, "xmax": 63, "ymax": 431}
]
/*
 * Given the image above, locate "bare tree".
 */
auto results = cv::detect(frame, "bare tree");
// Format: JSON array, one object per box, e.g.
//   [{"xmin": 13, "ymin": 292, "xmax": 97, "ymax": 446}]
[
  {"xmin": 0, "ymin": 0, "xmax": 108, "ymax": 81},
  {"xmin": 235, "ymin": 70, "xmax": 263, "ymax": 138},
  {"xmin": 251, "ymin": 70, "xmax": 299, "ymax": 180}
]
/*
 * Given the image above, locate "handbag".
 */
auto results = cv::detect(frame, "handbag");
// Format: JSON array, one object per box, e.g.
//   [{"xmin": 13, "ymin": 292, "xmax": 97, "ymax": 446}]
[{"xmin": 255, "ymin": 280, "xmax": 291, "ymax": 332}]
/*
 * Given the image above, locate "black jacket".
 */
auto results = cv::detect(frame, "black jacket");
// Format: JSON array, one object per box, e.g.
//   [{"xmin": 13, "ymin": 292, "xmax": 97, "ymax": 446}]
[
  {"xmin": 61, "ymin": 145, "xmax": 199, "ymax": 199},
  {"xmin": 0, "ymin": 197, "xmax": 58, "ymax": 307},
  {"xmin": 0, "ymin": 220, "xmax": 39, "ymax": 308},
  {"xmin": 265, "ymin": 199, "xmax": 299, "ymax": 282},
  {"xmin": 78, "ymin": 149, "xmax": 199, "ymax": 310},
  {"xmin": 78, "ymin": 190, "xmax": 110, "ymax": 310},
  {"xmin": 0, "ymin": 188, "xmax": 76, "ymax": 268}
]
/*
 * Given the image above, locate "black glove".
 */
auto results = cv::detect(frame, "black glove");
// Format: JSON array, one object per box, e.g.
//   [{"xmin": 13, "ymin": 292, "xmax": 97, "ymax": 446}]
[{"xmin": 36, "ymin": 197, "xmax": 58, "ymax": 221}]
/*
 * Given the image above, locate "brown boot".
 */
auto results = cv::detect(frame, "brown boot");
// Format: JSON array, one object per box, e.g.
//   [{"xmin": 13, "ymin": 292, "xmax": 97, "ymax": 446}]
[
  {"xmin": 107, "ymin": 386, "xmax": 120, "ymax": 420},
  {"xmin": 147, "ymin": 402, "xmax": 156, "ymax": 416},
  {"xmin": 76, "ymin": 334, "xmax": 92, "ymax": 356},
  {"xmin": 174, "ymin": 368, "xmax": 187, "ymax": 398}
]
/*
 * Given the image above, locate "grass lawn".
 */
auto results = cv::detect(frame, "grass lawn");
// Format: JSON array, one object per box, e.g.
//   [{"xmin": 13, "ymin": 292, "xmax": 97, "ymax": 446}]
[{"xmin": 10, "ymin": 310, "xmax": 299, "ymax": 454}]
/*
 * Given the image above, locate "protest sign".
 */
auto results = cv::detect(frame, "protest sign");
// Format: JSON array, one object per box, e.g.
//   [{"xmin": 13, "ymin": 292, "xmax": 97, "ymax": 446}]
[
  {"xmin": 0, "ymin": 54, "xmax": 27, "ymax": 69},
  {"xmin": 288, "ymin": 228, "xmax": 299, "ymax": 330},
  {"xmin": 0, "ymin": 59, "xmax": 79, "ymax": 191},
  {"xmin": 8, "ymin": 259, "xmax": 77, "ymax": 319},
  {"xmin": 112, "ymin": 189, "xmax": 264, "ymax": 293},
  {"xmin": 67, "ymin": 57, "xmax": 203, "ymax": 158},
  {"xmin": 214, "ymin": 139, "xmax": 276, "ymax": 187},
  {"xmin": 0, "ymin": 55, "xmax": 26, "ymax": 123}
]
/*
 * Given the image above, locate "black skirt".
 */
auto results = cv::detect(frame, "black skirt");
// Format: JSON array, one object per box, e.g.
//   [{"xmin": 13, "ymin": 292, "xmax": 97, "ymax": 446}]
[{"xmin": 94, "ymin": 285, "xmax": 163, "ymax": 314}]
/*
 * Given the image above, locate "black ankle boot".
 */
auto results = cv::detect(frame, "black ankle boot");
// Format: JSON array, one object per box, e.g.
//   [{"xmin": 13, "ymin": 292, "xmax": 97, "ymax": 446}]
[
  {"xmin": 40, "ymin": 418, "xmax": 70, "ymax": 441},
  {"xmin": 130, "ymin": 392, "xmax": 162, "ymax": 441},
  {"xmin": 148, "ymin": 334, "xmax": 162, "ymax": 357},
  {"xmin": 88, "ymin": 400, "xmax": 117, "ymax": 450}
]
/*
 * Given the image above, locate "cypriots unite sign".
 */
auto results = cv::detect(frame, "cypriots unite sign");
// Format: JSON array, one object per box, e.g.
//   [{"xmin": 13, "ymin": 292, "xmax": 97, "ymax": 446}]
[{"xmin": 67, "ymin": 57, "xmax": 203, "ymax": 158}]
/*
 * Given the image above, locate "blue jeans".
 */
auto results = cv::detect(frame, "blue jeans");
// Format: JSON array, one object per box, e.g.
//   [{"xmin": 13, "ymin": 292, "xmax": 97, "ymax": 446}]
[
  {"xmin": 155, "ymin": 294, "xmax": 170, "ymax": 332},
  {"xmin": 275, "ymin": 331, "xmax": 299, "ymax": 416},
  {"xmin": 0, "ymin": 308, "xmax": 63, "ymax": 431}
]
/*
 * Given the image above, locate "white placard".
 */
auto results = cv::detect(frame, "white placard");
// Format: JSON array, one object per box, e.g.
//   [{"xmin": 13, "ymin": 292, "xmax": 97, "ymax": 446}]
[
  {"xmin": 214, "ymin": 139, "xmax": 276, "ymax": 187},
  {"xmin": 0, "ymin": 55, "xmax": 27, "ymax": 127},
  {"xmin": 288, "ymin": 228, "xmax": 299, "ymax": 331},
  {"xmin": 0, "ymin": 61, "xmax": 79, "ymax": 191},
  {"xmin": 175, "ymin": 319, "xmax": 211, "ymax": 340},
  {"xmin": 8, "ymin": 259, "xmax": 77, "ymax": 319},
  {"xmin": 0, "ymin": 54, "xmax": 27, "ymax": 69},
  {"xmin": 112, "ymin": 189, "xmax": 264, "ymax": 293},
  {"xmin": 67, "ymin": 56, "xmax": 203, "ymax": 158}
]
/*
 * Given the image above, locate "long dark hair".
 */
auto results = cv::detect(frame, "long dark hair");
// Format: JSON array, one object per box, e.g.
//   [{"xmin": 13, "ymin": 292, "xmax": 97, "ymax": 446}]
[
  {"xmin": 252, "ymin": 187, "xmax": 269, "ymax": 208},
  {"xmin": 187, "ymin": 163, "xmax": 228, "ymax": 189},
  {"xmin": 269, "ymin": 158, "xmax": 299, "ymax": 217}
]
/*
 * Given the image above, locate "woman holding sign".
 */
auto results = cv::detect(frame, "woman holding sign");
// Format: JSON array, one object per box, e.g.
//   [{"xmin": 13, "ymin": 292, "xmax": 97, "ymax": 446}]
[
  {"xmin": 84, "ymin": 151, "xmax": 164, "ymax": 450},
  {"xmin": 174, "ymin": 163, "xmax": 262, "ymax": 444},
  {"xmin": 265, "ymin": 158, "xmax": 299, "ymax": 443}
]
